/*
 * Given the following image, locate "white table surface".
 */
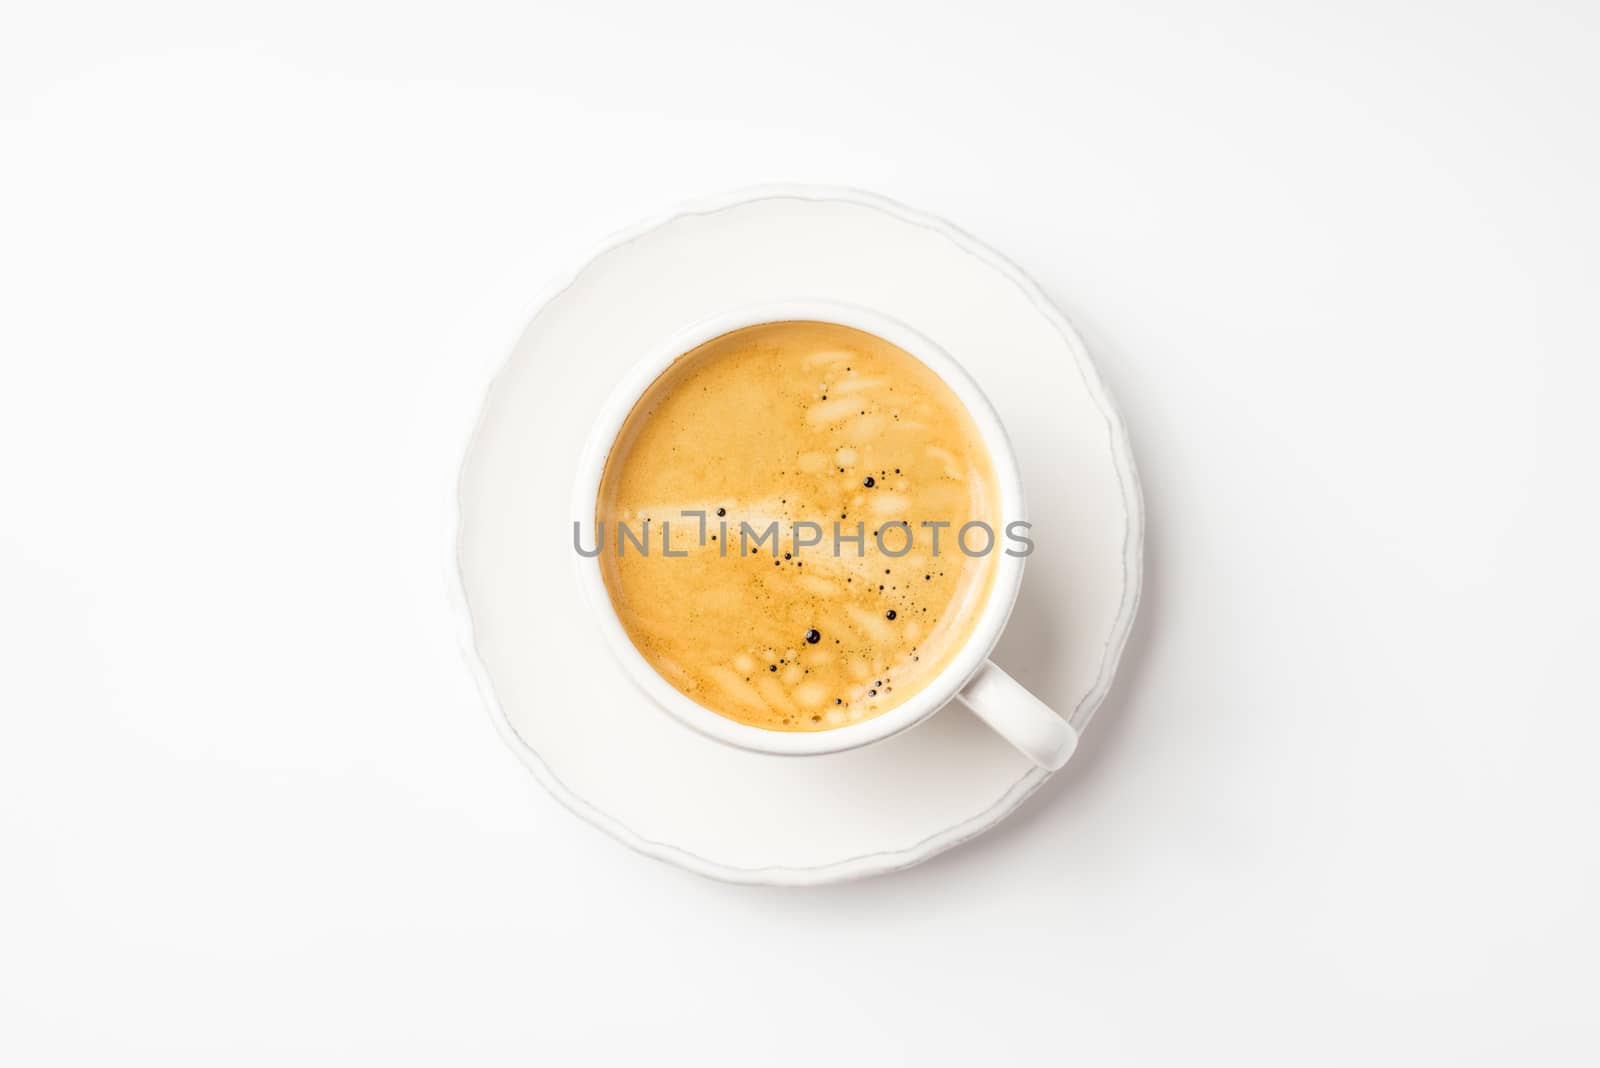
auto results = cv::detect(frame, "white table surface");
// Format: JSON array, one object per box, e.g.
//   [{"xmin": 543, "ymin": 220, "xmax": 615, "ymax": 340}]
[{"xmin": 3, "ymin": 3, "xmax": 1596, "ymax": 1064}]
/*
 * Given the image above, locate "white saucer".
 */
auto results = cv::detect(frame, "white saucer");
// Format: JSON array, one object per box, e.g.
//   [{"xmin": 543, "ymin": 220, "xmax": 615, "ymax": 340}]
[{"xmin": 454, "ymin": 186, "xmax": 1143, "ymax": 885}]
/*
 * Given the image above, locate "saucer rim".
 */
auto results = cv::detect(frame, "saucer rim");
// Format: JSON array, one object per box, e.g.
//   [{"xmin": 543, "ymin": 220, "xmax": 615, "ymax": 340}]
[{"xmin": 450, "ymin": 183, "xmax": 1145, "ymax": 886}]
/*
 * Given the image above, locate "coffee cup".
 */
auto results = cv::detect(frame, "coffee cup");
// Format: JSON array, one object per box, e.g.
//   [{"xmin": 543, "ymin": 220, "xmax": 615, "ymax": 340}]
[{"xmin": 571, "ymin": 300, "xmax": 1075, "ymax": 769}]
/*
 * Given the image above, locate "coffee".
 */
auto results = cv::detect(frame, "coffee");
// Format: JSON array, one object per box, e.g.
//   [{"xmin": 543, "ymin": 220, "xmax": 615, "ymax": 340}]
[{"xmin": 594, "ymin": 320, "xmax": 1002, "ymax": 731}]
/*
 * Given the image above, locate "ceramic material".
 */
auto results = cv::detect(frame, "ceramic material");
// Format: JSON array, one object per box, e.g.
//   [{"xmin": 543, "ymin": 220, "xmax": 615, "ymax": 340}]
[
  {"xmin": 570, "ymin": 299, "xmax": 1074, "ymax": 768},
  {"xmin": 454, "ymin": 186, "xmax": 1143, "ymax": 884}
]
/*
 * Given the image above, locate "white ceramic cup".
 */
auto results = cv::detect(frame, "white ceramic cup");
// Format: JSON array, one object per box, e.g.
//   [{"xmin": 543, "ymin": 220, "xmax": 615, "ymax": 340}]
[{"xmin": 570, "ymin": 300, "xmax": 1077, "ymax": 769}]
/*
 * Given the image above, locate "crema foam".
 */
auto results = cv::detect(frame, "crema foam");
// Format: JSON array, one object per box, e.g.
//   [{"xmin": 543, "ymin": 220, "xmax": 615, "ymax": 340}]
[{"xmin": 594, "ymin": 320, "xmax": 1003, "ymax": 731}]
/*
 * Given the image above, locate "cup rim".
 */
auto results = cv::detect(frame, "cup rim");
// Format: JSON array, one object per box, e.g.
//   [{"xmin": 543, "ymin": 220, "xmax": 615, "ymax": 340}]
[{"xmin": 569, "ymin": 299, "xmax": 1027, "ymax": 756}]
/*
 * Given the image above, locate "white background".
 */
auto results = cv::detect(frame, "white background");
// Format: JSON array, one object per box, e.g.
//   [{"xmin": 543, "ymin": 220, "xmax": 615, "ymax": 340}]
[{"xmin": 4, "ymin": 2, "xmax": 1597, "ymax": 1064}]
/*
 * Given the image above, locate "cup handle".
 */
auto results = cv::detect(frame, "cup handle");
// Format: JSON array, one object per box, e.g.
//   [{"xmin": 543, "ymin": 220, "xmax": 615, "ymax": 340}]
[{"xmin": 955, "ymin": 661, "xmax": 1078, "ymax": 770}]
